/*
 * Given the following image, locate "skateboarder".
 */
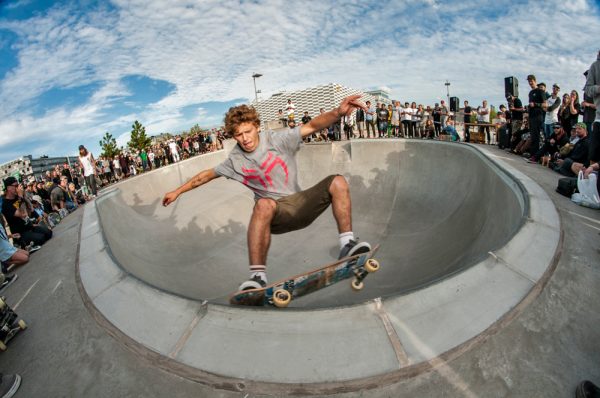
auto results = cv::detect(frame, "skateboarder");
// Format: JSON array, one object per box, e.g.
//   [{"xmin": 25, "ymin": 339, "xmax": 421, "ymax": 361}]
[{"xmin": 162, "ymin": 95, "xmax": 371, "ymax": 290}]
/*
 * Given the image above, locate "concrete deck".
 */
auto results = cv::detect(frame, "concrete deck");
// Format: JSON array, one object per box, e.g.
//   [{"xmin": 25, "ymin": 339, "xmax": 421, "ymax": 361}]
[{"xmin": 0, "ymin": 141, "xmax": 598, "ymax": 397}]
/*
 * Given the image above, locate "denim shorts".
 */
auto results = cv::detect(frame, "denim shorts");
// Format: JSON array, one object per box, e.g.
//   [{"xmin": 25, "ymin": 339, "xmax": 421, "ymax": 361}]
[{"xmin": 0, "ymin": 237, "xmax": 16, "ymax": 262}]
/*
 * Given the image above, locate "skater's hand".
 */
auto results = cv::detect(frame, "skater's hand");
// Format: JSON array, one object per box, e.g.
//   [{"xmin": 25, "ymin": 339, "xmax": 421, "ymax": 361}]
[
  {"xmin": 162, "ymin": 191, "xmax": 179, "ymax": 207},
  {"xmin": 11, "ymin": 233, "xmax": 20, "ymax": 239},
  {"xmin": 337, "ymin": 95, "xmax": 366, "ymax": 117}
]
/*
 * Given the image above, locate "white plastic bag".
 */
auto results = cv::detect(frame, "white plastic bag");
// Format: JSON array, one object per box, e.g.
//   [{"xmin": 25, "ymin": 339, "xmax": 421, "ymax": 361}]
[{"xmin": 571, "ymin": 171, "xmax": 600, "ymax": 209}]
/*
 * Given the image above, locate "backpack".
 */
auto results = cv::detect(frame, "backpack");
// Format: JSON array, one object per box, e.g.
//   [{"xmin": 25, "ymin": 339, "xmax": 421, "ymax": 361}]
[{"xmin": 556, "ymin": 177, "xmax": 578, "ymax": 197}]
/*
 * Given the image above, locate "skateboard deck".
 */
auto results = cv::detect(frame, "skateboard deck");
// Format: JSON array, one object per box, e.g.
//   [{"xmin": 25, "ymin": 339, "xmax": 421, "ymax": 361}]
[
  {"xmin": 229, "ymin": 244, "xmax": 380, "ymax": 308},
  {"xmin": 0, "ymin": 296, "xmax": 27, "ymax": 351}
]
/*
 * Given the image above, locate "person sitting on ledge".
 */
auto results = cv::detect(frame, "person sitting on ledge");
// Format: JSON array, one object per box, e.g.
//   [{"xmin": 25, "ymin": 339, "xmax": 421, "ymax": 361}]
[
  {"xmin": 442, "ymin": 119, "xmax": 460, "ymax": 142},
  {"xmin": 553, "ymin": 122, "xmax": 590, "ymax": 177}
]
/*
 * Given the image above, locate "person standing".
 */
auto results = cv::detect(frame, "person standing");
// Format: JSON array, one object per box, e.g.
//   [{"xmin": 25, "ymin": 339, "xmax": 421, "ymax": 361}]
[
  {"xmin": 440, "ymin": 100, "xmax": 449, "ymax": 129},
  {"xmin": 463, "ymin": 100, "xmax": 472, "ymax": 142},
  {"xmin": 583, "ymin": 50, "xmax": 600, "ymax": 176},
  {"xmin": 365, "ymin": 101, "xmax": 376, "ymax": 138},
  {"xmin": 168, "ymin": 140, "xmax": 180, "ymax": 162},
  {"xmin": 526, "ymin": 74, "xmax": 547, "ymax": 161},
  {"xmin": 377, "ymin": 104, "xmax": 389, "ymax": 138},
  {"xmin": 401, "ymin": 102, "xmax": 413, "ymax": 138},
  {"xmin": 355, "ymin": 107, "xmax": 365, "ymax": 138},
  {"xmin": 543, "ymin": 84, "xmax": 561, "ymax": 140},
  {"xmin": 432, "ymin": 103, "xmax": 442, "ymax": 137},
  {"xmin": 78, "ymin": 145, "xmax": 97, "ymax": 197},
  {"xmin": 477, "ymin": 100, "xmax": 491, "ymax": 144}
]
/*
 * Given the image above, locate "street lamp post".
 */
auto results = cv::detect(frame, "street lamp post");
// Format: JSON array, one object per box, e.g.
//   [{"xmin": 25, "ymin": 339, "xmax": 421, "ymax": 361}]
[
  {"xmin": 252, "ymin": 73, "xmax": 262, "ymax": 104},
  {"xmin": 444, "ymin": 80, "xmax": 451, "ymax": 104}
]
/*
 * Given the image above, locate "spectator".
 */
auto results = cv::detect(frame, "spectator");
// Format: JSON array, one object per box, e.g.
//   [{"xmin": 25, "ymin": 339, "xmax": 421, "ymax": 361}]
[
  {"xmin": 417, "ymin": 104, "xmax": 427, "ymax": 138},
  {"xmin": 477, "ymin": 100, "xmax": 491, "ymax": 144},
  {"xmin": 113, "ymin": 156, "xmax": 122, "ymax": 180},
  {"xmin": 140, "ymin": 149, "xmax": 148, "ymax": 171},
  {"xmin": 386, "ymin": 104, "xmax": 393, "ymax": 137},
  {"xmin": 463, "ymin": 100, "xmax": 472, "ymax": 142},
  {"xmin": 50, "ymin": 177, "xmax": 76, "ymax": 213},
  {"xmin": 531, "ymin": 124, "xmax": 568, "ymax": 163},
  {"xmin": 526, "ymin": 74, "xmax": 547, "ymax": 161},
  {"xmin": 443, "ymin": 119, "xmax": 460, "ymax": 142},
  {"xmin": 410, "ymin": 102, "xmax": 420, "ymax": 138},
  {"xmin": 301, "ymin": 111, "xmax": 312, "ymax": 125},
  {"xmin": 543, "ymin": 84, "xmax": 561, "ymax": 140},
  {"xmin": 365, "ymin": 101, "xmax": 376, "ymax": 138},
  {"xmin": 440, "ymin": 100, "xmax": 449, "ymax": 129},
  {"xmin": 423, "ymin": 119, "xmax": 435, "ymax": 139},
  {"xmin": 278, "ymin": 109, "xmax": 287, "ymax": 127},
  {"xmin": 69, "ymin": 183, "xmax": 87, "ymax": 205},
  {"xmin": 355, "ymin": 106, "xmax": 365, "ymax": 138},
  {"xmin": 432, "ymin": 103, "xmax": 442, "ymax": 137},
  {"xmin": 377, "ymin": 103, "xmax": 389, "ymax": 138},
  {"xmin": 390, "ymin": 101, "xmax": 401, "ymax": 138},
  {"xmin": 1, "ymin": 177, "xmax": 52, "ymax": 248},
  {"xmin": 286, "ymin": 99, "xmax": 295, "ymax": 122},
  {"xmin": 168, "ymin": 140, "xmax": 180, "ymax": 162},
  {"xmin": 553, "ymin": 122, "xmax": 589, "ymax": 176},
  {"xmin": 583, "ymin": 50, "xmax": 600, "ymax": 173},
  {"xmin": 402, "ymin": 102, "xmax": 413, "ymax": 138},
  {"xmin": 78, "ymin": 145, "xmax": 97, "ymax": 197}
]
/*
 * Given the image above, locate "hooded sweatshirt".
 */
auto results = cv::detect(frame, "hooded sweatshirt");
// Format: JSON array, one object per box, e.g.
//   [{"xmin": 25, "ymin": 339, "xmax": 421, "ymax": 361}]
[{"xmin": 584, "ymin": 52, "xmax": 600, "ymax": 122}]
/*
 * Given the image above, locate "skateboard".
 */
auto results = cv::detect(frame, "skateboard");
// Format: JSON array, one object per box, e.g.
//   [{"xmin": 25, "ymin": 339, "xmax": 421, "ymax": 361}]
[
  {"xmin": 0, "ymin": 296, "xmax": 27, "ymax": 351},
  {"xmin": 229, "ymin": 244, "xmax": 380, "ymax": 308}
]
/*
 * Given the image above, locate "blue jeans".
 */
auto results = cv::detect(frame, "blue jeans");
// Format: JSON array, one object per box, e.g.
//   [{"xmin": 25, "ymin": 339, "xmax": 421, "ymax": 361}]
[{"xmin": 543, "ymin": 123, "xmax": 554, "ymax": 140}]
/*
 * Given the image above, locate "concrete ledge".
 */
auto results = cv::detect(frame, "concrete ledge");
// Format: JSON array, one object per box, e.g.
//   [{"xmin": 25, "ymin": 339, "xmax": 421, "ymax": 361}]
[{"xmin": 77, "ymin": 142, "xmax": 561, "ymax": 394}]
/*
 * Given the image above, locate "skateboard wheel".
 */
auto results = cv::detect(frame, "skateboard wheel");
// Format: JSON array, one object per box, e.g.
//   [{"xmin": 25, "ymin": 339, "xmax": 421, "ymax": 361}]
[
  {"xmin": 351, "ymin": 278, "xmax": 364, "ymax": 291},
  {"xmin": 365, "ymin": 259, "xmax": 380, "ymax": 273},
  {"xmin": 273, "ymin": 289, "xmax": 292, "ymax": 308},
  {"xmin": 18, "ymin": 320, "xmax": 27, "ymax": 330},
  {"xmin": 0, "ymin": 341, "xmax": 5, "ymax": 351}
]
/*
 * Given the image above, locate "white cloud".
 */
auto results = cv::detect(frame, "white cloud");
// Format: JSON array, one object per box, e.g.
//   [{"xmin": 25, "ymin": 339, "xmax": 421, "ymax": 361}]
[{"xmin": 0, "ymin": 0, "xmax": 599, "ymax": 162}]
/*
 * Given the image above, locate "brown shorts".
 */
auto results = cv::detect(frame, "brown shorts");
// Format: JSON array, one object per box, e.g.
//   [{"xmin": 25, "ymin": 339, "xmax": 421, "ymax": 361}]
[{"xmin": 270, "ymin": 175, "xmax": 338, "ymax": 234}]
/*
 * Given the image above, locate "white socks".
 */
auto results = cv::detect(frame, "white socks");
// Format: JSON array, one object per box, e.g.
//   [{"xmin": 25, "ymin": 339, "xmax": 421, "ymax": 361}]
[
  {"xmin": 339, "ymin": 231, "xmax": 354, "ymax": 249},
  {"xmin": 250, "ymin": 266, "xmax": 267, "ymax": 283}
]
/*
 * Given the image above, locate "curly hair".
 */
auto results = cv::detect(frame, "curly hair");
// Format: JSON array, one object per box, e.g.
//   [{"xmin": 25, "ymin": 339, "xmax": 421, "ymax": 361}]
[{"xmin": 223, "ymin": 105, "xmax": 261, "ymax": 137}]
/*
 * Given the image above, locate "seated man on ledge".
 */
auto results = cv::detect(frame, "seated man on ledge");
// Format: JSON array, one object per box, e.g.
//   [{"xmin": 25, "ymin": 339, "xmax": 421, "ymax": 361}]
[
  {"xmin": 162, "ymin": 96, "xmax": 372, "ymax": 290},
  {"xmin": 442, "ymin": 119, "xmax": 460, "ymax": 142}
]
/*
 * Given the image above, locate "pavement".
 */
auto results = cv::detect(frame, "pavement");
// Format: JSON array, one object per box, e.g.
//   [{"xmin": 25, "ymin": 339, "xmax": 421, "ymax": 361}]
[{"xmin": 0, "ymin": 141, "xmax": 598, "ymax": 397}]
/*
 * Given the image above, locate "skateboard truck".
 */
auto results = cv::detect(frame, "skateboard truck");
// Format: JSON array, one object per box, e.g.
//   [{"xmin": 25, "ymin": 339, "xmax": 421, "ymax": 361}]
[{"xmin": 351, "ymin": 258, "xmax": 380, "ymax": 291}]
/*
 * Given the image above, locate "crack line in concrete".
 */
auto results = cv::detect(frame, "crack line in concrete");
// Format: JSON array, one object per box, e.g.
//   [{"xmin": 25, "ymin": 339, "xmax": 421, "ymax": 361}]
[{"xmin": 373, "ymin": 298, "xmax": 410, "ymax": 368}]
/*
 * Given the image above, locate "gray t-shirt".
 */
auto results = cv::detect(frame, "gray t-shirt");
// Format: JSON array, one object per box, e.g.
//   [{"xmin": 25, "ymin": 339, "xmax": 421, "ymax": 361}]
[{"xmin": 214, "ymin": 128, "xmax": 303, "ymax": 199}]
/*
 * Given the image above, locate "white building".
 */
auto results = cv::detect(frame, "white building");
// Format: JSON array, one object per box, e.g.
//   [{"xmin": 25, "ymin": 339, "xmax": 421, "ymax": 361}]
[
  {"xmin": 253, "ymin": 83, "xmax": 377, "ymax": 129},
  {"xmin": 0, "ymin": 157, "xmax": 32, "ymax": 183}
]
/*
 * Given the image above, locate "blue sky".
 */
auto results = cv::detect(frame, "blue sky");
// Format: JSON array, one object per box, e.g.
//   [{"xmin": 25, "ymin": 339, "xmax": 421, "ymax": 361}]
[{"xmin": 0, "ymin": 0, "xmax": 599, "ymax": 163}]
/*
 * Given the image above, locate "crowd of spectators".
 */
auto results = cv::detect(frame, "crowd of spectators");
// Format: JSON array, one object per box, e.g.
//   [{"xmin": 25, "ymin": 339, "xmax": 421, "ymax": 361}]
[
  {"xmin": 497, "ymin": 51, "xmax": 599, "ymax": 205},
  {"xmin": 0, "ymin": 128, "xmax": 227, "ymax": 292},
  {"xmin": 279, "ymin": 97, "xmax": 487, "ymax": 144},
  {"xmin": 274, "ymin": 52, "xmax": 599, "ymax": 206}
]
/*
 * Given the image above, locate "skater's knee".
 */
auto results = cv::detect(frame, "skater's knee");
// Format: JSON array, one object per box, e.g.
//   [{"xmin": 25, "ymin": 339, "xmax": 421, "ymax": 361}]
[
  {"xmin": 329, "ymin": 175, "xmax": 349, "ymax": 194},
  {"xmin": 253, "ymin": 198, "xmax": 277, "ymax": 216}
]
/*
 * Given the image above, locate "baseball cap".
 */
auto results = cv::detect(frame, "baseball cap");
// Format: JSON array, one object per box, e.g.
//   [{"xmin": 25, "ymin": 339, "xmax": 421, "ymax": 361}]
[
  {"xmin": 31, "ymin": 195, "xmax": 43, "ymax": 205},
  {"xmin": 552, "ymin": 83, "xmax": 560, "ymax": 89},
  {"xmin": 575, "ymin": 122, "xmax": 587, "ymax": 130},
  {"xmin": 3, "ymin": 176, "xmax": 18, "ymax": 188}
]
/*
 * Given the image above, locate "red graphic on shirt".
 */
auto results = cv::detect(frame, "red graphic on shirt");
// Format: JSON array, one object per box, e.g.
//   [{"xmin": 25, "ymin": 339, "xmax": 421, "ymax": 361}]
[{"xmin": 242, "ymin": 152, "xmax": 288, "ymax": 190}]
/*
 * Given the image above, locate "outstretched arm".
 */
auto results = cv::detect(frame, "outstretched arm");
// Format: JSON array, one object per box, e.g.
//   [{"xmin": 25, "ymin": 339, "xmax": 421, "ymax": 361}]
[
  {"xmin": 300, "ymin": 95, "xmax": 367, "ymax": 138},
  {"xmin": 162, "ymin": 168, "xmax": 220, "ymax": 206}
]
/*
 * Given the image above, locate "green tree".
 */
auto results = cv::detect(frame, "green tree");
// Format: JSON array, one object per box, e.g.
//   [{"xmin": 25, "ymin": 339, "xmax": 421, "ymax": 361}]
[
  {"xmin": 99, "ymin": 132, "xmax": 121, "ymax": 158},
  {"xmin": 128, "ymin": 120, "xmax": 152, "ymax": 151}
]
